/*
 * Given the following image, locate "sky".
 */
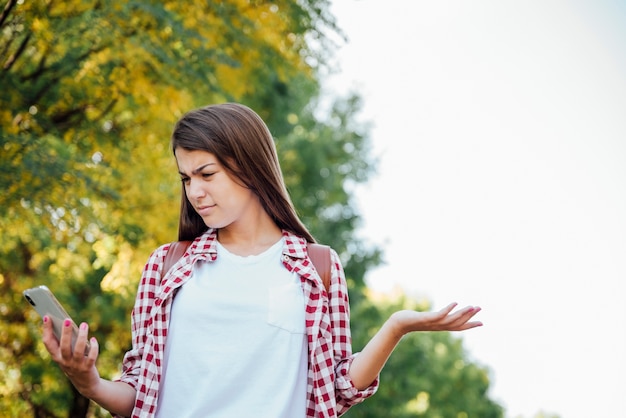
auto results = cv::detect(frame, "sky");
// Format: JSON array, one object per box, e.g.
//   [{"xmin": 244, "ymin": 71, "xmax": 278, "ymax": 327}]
[{"xmin": 324, "ymin": 1, "xmax": 626, "ymax": 418}]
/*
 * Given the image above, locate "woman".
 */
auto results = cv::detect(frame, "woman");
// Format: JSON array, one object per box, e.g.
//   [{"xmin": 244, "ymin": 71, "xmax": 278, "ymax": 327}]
[{"xmin": 42, "ymin": 103, "xmax": 482, "ymax": 417}]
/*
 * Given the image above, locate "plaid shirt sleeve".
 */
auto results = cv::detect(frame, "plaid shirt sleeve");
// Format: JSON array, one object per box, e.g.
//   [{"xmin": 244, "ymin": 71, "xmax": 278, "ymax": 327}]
[
  {"xmin": 116, "ymin": 245, "xmax": 166, "ymax": 384},
  {"xmin": 328, "ymin": 248, "xmax": 379, "ymax": 416},
  {"xmin": 113, "ymin": 244, "xmax": 170, "ymax": 417}
]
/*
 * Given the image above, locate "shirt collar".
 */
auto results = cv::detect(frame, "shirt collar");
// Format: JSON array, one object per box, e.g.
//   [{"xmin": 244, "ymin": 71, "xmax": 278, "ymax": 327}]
[{"xmin": 188, "ymin": 228, "xmax": 309, "ymax": 259}]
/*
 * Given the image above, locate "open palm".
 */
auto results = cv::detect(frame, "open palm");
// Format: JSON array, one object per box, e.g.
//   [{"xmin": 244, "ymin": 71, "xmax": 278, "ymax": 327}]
[{"xmin": 391, "ymin": 303, "xmax": 483, "ymax": 334}]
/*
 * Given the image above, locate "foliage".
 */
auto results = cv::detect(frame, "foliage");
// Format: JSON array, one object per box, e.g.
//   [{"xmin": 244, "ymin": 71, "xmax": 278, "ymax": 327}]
[
  {"xmin": 0, "ymin": 0, "xmax": 339, "ymax": 415},
  {"xmin": 277, "ymin": 92, "xmax": 382, "ymax": 304},
  {"xmin": 0, "ymin": 0, "xmax": 502, "ymax": 417}
]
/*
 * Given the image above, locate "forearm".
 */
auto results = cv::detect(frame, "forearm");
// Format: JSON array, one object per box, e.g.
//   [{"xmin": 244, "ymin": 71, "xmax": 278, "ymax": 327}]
[
  {"xmin": 348, "ymin": 316, "xmax": 403, "ymax": 390},
  {"xmin": 83, "ymin": 378, "xmax": 136, "ymax": 417}
]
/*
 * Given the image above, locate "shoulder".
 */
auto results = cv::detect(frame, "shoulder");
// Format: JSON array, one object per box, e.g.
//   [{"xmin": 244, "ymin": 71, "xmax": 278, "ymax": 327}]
[
  {"xmin": 281, "ymin": 230, "xmax": 309, "ymax": 259},
  {"xmin": 143, "ymin": 229, "xmax": 218, "ymax": 274},
  {"xmin": 280, "ymin": 230, "xmax": 342, "ymax": 267},
  {"xmin": 158, "ymin": 228, "xmax": 218, "ymax": 258}
]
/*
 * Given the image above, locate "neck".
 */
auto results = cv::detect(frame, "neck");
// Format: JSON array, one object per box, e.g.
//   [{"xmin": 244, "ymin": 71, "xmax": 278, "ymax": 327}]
[{"xmin": 217, "ymin": 217, "xmax": 282, "ymax": 257}]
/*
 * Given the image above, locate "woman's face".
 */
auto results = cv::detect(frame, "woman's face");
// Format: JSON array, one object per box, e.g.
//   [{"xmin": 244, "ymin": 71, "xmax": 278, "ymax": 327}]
[{"xmin": 175, "ymin": 148, "xmax": 257, "ymax": 229}]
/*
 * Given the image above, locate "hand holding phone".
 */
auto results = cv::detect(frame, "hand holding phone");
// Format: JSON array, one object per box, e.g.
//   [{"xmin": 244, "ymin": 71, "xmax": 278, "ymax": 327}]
[{"xmin": 23, "ymin": 285, "xmax": 91, "ymax": 355}]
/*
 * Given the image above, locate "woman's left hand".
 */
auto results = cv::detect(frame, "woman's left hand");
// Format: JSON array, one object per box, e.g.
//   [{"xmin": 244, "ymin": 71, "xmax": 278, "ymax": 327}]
[
  {"xmin": 390, "ymin": 303, "xmax": 483, "ymax": 336},
  {"xmin": 349, "ymin": 302, "xmax": 483, "ymax": 389}
]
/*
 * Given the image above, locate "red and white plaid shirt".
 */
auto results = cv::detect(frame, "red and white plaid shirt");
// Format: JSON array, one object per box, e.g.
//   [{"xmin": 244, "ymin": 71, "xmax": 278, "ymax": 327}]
[{"xmin": 115, "ymin": 229, "xmax": 378, "ymax": 418}]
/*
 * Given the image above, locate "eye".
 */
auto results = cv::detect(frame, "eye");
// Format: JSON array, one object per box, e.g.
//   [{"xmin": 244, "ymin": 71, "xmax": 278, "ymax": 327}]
[
  {"xmin": 180, "ymin": 176, "xmax": 190, "ymax": 185},
  {"xmin": 202, "ymin": 172, "xmax": 214, "ymax": 179}
]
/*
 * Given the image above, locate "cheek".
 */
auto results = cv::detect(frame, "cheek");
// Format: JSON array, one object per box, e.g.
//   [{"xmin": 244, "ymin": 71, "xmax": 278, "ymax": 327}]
[
  {"xmin": 183, "ymin": 184, "xmax": 197, "ymax": 201},
  {"xmin": 223, "ymin": 186, "xmax": 254, "ymax": 209}
]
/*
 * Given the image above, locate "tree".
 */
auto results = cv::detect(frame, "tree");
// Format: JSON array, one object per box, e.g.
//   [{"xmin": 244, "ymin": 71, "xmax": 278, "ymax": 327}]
[
  {"xmin": 277, "ymin": 92, "xmax": 383, "ymax": 305},
  {"xmin": 0, "ymin": 1, "xmax": 343, "ymax": 416},
  {"xmin": 0, "ymin": 0, "xmax": 503, "ymax": 416}
]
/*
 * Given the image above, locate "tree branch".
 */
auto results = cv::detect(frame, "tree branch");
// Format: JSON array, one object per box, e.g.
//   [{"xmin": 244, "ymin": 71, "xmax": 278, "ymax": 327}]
[
  {"xmin": 0, "ymin": 0, "xmax": 17, "ymax": 29},
  {"xmin": 50, "ymin": 105, "xmax": 88, "ymax": 125},
  {"xmin": 93, "ymin": 98, "xmax": 118, "ymax": 123},
  {"xmin": 3, "ymin": 32, "xmax": 30, "ymax": 71},
  {"xmin": 0, "ymin": 30, "xmax": 15, "ymax": 62}
]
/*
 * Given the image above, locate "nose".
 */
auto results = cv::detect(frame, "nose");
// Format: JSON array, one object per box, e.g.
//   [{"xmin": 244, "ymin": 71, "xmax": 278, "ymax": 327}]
[{"xmin": 186, "ymin": 178, "xmax": 206, "ymax": 200}]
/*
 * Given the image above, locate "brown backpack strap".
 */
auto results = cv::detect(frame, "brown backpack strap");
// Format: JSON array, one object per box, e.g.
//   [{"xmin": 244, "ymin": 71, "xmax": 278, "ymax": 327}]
[
  {"xmin": 307, "ymin": 243, "xmax": 331, "ymax": 293},
  {"xmin": 163, "ymin": 241, "xmax": 192, "ymax": 278}
]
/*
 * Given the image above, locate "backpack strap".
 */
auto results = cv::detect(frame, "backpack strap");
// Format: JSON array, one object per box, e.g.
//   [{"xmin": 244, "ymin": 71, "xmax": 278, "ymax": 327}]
[
  {"xmin": 162, "ymin": 240, "xmax": 192, "ymax": 278},
  {"xmin": 307, "ymin": 243, "xmax": 331, "ymax": 293},
  {"xmin": 162, "ymin": 240, "xmax": 332, "ymax": 293}
]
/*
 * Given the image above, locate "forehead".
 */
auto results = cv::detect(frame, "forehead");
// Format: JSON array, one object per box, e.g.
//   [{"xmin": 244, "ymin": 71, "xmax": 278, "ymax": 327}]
[{"xmin": 175, "ymin": 149, "xmax": 219, "ymax": 172}]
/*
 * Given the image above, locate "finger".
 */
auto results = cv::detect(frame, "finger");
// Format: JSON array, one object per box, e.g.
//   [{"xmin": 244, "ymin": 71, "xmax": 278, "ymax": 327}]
[
  {"xmin": 457, "ymin": 320, "xmax": 484, "ymax": 331},
  {"xmin": 73, "ymin": 322, "xmax": 90, "ymax": 359},
  {"xmin": 470, "ymin": 306, "xmax": 482, "ymax": 318},
  {"xmin": 448, "ymin": 306, "xmax": 482, "ymax": 330},
  {"xmin": 438, "ymin": 304, "xmax": 474, "ymax": 323},
  {"xmin": 435, "ymin": 302, "xmax": 458, "ymax": 319},
  {"xmin": 42, "ymin": 315, "xmax": 60, "ymax": 354},
  {"xmin": 413, "ymin": 305, "xmax": 461, "ymax": 330},
  {"xmin": 86, "ymin": 336, "xmax": 99, "ymax": 365},
  {"xmin": 59, "ymin": 318, "xmax": 76, "ymax": 359},
  {"xmin": 453, "ymin": 305, "xmax": 480, "ymax": 321}
]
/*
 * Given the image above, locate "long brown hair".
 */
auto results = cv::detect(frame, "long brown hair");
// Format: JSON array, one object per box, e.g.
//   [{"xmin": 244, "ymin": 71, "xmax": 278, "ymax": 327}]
[{"xmin": 171, "ymin": 103, "xmax": 315, "ymax": 243}]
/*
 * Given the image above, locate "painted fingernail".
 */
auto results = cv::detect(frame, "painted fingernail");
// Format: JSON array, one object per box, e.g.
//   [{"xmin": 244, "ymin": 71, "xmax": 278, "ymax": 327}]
[
  {"xmin": 64, "ymin": 319, "xmax": 71, "ymax": 327},
  {"xmin": 90, "ymin": 337, "xmax": 97, "ymax": 344},
  {"xmin": 43, "ymin": 316, "xmax": 48, "ymax": 323},
  {"xmin": 80, "ymin": 322, "xmax": 87, "ymax": 330}
]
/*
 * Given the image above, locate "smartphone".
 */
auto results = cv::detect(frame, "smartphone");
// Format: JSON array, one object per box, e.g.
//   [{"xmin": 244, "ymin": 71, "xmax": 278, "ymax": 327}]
[{"xmin": 23, "ymin": 285, "xmax": 90, "ymax": 355}]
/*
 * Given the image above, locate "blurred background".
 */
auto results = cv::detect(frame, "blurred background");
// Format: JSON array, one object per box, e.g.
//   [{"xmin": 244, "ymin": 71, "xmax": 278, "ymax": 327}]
[{"xmin": 1, "ymin": 1, "xmax": 623, "ymax": 417}]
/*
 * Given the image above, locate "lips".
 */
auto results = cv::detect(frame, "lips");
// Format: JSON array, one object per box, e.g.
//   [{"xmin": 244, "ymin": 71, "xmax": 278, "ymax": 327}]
[{"xmin": 196, "ymin": 204, "xmax": 215, "ymax": 216}]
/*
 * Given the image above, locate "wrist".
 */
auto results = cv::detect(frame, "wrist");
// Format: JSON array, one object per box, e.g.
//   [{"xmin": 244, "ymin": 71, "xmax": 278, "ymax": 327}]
[
  {"xmin": 385, "ymin": 312, "xmax": 408, "ymax": 341},
  {"xmin": 78, "ymin": 376, "xmax": 101, "ymax": 400}
]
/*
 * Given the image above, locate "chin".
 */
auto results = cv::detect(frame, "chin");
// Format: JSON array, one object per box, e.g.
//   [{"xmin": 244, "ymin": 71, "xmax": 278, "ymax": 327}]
[{"xmin": 203, "ymin": 218, "xmax": 227, "ymax": 230}]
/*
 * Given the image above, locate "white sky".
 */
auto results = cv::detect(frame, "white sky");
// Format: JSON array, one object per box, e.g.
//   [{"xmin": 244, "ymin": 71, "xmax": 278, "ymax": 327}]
[{"xmin": 325, "ymin": 1, "xmax": 626, "ymax": 418}]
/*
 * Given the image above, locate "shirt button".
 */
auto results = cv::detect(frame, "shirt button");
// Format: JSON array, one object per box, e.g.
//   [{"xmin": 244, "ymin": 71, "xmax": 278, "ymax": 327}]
[{"xmin": 282, "ymin": 255, "xmax": 291, "ymax": 262}]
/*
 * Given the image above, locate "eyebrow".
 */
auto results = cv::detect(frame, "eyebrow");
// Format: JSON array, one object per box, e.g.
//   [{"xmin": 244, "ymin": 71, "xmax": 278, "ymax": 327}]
[{"xmin": 179, "ymin": 162, "xmax": 216, "ymax": 176}]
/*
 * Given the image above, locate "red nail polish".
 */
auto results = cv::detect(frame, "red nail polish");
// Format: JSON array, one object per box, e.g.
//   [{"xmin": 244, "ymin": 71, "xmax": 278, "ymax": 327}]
[
  {"xmin": 64, "ymin": 319, "xmax": 71, "ymax": 327},
  {"xmin": 43, "ymin": 316, "xmax": 48, "ymax": 323}
]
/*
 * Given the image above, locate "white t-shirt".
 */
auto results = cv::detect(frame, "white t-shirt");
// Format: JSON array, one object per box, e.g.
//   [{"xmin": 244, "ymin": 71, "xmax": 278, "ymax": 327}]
[{"xmin": 156, "ymin": 238, "xmax": 308, "ymax": 418}]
